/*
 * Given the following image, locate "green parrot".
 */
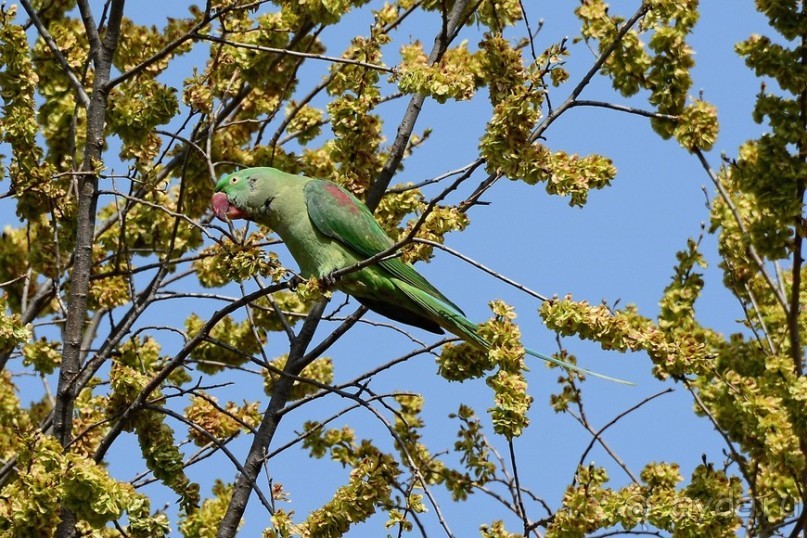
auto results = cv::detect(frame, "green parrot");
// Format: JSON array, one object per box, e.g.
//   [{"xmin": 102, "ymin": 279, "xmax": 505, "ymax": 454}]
[{"xmin": 212, "ymin": 167, "xmax": 630, "ymax": 384}]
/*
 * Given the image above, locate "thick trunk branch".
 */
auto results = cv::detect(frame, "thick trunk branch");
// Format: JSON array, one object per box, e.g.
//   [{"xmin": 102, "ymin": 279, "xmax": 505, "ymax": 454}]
[
  {"xmin": 54, "ymin": 0, "xmax": 124, "ymax": 451},
  {"xmin": 216, "ymin": 299, "xmax": 328, "ymax": 538},
  {"xmin": 792, "ymin": 15, "xmax": 807, "ymax": 538},
  {"xmin": 53, "ymin": 2, "xmax": 125, "ymax": 537}
]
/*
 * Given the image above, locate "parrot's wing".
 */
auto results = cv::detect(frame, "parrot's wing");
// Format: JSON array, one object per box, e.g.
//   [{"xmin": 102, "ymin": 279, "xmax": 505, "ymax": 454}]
[{"xmin": 304, "ymin": 180, "xmax": 464, "ymax": 314}]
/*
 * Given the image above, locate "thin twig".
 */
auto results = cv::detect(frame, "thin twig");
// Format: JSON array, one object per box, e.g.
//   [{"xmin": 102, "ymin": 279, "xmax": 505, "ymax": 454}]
[
  {"xmin": 530, "ymin": 1, "xmax": 651, "ymax": 143},
  {"xmin": 577, "ymin": 388, "xmax": 673, "ymax": 470},
  {"xmin": 19, "ymin": 0, "xmax": 90, "ymax": 107},
  {"xmin": 195, "ymin": 32, "xmax": 395, "ymax": 73},
  {"xmin": 508, "ymin": 439, "xmax": 530, "ymax": 535},
  {"xmin": 683, "ymin": 379, "xmax": 751, "ymax": 482},
  {"xmin": 570, "ymin": 99, "xmax": 678, "ymax": 121},
  {"xmin": 416, "ymin": 239, "xmax": 549, "ymax": 301},
  {"xmin": 693, "ymin": 148, "xmax": 789, "ymax": 313}
]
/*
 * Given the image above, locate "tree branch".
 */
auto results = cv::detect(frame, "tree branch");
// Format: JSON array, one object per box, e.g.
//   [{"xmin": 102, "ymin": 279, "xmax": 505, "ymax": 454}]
[
  {"xmin": 529, "ymin": 1, "xmax": 651, "ymax": 143},
  {"xmin": 693, "ymin": 148, "xmax": 790, "ymax": 313},
  {"xmin": 194, "ymin": 33, "xmax": 395, "ymax": 74},
  {"xmin": 19, "ymin": 0, "xmax": 90, "ymax": 107},
  {"xmin": 365, "ymin": 0, "xmax": 475, "ymax": 210},
  {"xmin": 216, "ymin": 299, "xmax": 329, "ymax": 537},
  {"xmin": 143, "ymin": 404, "xmax": 275, "ymax": 515},
  {"xmin": 75, "ymin": 0, "xmax": 102, "ymax": 63},
  {"xmin": 415, "ymin": 239, "xmax": 550, "ymax": 302},
  {"xmin": 93, "ymin": 281, "xmax": 289, "ymax": 463},
  {"xmin": 576, "ymin": 388, "xmax": 673, "ymax": 471},
  {"xmin": 54, "ymin": 2, "xmax": 126, "ymax": 536},
  {"xmin": 569, "ymin": 99, "xmax": 678, "ymax": 121}
]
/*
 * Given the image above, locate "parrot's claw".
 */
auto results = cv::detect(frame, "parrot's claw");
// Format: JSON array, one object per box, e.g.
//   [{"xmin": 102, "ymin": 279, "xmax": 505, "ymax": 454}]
[
  {"xmin": 287, "ymin": 275, "xmax": 303, "ymax": 291},
  {"xmin": 319, "ymin": 272, "xmax": 338, "ymax": 289}
]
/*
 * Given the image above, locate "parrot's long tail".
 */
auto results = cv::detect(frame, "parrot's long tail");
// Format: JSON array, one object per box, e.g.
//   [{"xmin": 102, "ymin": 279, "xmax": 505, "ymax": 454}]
[
  {"xmin": 437, "ymin": 303, "xmax": 634, "ymax": 385},
  {"xmin": 434, "ymin": 301, "xmax": 635, "ymax": 385},
  {"xmin": 523, "ymin": 347, "xmax": 634, "ymax": 385},
  {"xmin": 397, "ymin": 280, "xmax": 633, "ymax": 385}
]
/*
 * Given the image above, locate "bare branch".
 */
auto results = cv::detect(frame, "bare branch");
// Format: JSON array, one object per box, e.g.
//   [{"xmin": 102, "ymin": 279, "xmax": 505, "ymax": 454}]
[
  {"xmin": 693, "ymin": 148, "xmax": 790, "ymax": 313},
  {"xmin": 530, "ymin": 1, "xmax": 651, "ymax": 143},
  {"xmin": 508, "ymin": 440, "xmax": 530, "ymax": 536},
  {"xmin": 570, "ymin": 99, "xmax": 678, "ymax": 121},
  {"xmin": 144, "ymin": 403, "xmax": 275, "ymax": 514},
  {"xmin": 194, "ymin": 32, "xmax": 395, "ymax": 73},
  {"xmin": 576, "ymin": 388, "xmax": 673, "ymax": 471},
  {"xmin": 415, "ymin": 239, "xmax": 550, "ymax": 302},
  {"xmin": 366, "ymin": 0, "xmax": 476, "ymax": 210}
]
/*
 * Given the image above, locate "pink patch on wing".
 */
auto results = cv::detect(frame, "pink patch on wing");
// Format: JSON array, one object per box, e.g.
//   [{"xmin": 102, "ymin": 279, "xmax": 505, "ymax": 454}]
[{"xmin": 323, "ymin": 183, "xmax": 360, "ymax": 213}]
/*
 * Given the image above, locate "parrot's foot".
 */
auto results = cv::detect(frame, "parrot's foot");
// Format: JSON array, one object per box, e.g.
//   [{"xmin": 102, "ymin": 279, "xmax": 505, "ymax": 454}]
[
  {"xmin": 287, "ymin": 275, "xmax": 304, "ymax": 291},
  {"xmin": 318, "ymin": 272, "xmax": 338, "ymax": 290}
]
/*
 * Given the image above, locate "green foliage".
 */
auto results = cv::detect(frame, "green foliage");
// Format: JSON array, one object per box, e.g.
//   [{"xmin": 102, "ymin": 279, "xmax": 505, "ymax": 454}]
[
  {"xmin": 61, "ymin": 452, "xmax": 130, "ymax": 527},
  {"xmin": 445, "ymin": 405, "xmax": 496, "ymax": 500},
  {"xmin": 70, "ymin": 384, "xmax": 112, "ymax": 459},
  {"xmin": 180, "ymin": 480, "xmax": 235, "ymax": 537},
  {"xmin": 396, "ymin": 41, "xmax": 481, "ymax": 103},
  {"xmin": 480, "ymin": 300, "xmax": 532, "ymax": 438},
  {"xmin": 0, "ymin": 297, "xmax": 31, "ymax": 355},
  {"xmin": 300, "ymin": 422, "xmax": 402, "ymax": 536},
  {"xmin": 185, "ymin": 313, "xmax": 265, "ymax": 374},
  {"xmin": 439, "ymin": 301, "xmax": 533, "ymax": 438},
  {"xmin": 547, "ymin": 462, "xmax": 742, "ymax": 537},
  {"xmin": 107, "ymin": 361, "xmax": 200, "ymax": 512},
  {"xmin": 577, "ymin": 0, "xmax": 719, "ymax": 149},
  {"xmin": 262, "ymin": 355, "xmax": 334, "ymax": 400},
  {"xmin": 0, "ymin": 433, "xmax": 63, "ymax": 535},
  {"xmin": 541, "ymin": 248, "xmax": 720, "ymax": 381},
  {"xmin": 477, "ymin": 33, "xmax": 617, "ymax": 205},
  {"xmin": 538, "ymin": 6, "xmax": 807, "ymax": 514},
  {"xmin": 0, "ymin": 432, "xmax": 170, "ymax": 536},
  {"xmin": 391, "ymin": 394, "xmax": 446, "ymax": 484},
  {"xmin": 0, "ymin": 6, "xmax": 53, "ymax": 220},
  {"xmin": 185, "ymin": 393, "xmax": 261, "ymax": 446},
  {"xmin": 32, "ymin": 15, "xmax": 87, "ymax": 165},
  {"xmin": 302, "ymin": 454, "xmax": 399, "ymax": 536},
  {"xmin": 0, "ymin": 371, "xmax": 31, "ymax": 462},
  {"xmin": 195, "ymin": 231, "xmax": 283, "ymax": 287},
  {"xmin": 436, "ymin": 341, "xmax": 493, "ymax": 380},
  {"xmin": 480, "ymin": 520, "xmax": 520, "ymax": 538}
]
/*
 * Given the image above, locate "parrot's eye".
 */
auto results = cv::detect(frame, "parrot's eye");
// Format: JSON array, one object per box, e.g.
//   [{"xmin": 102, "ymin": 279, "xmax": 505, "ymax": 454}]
[{"xmin": 231, "ymin": 176, "xmax": 238, "ymax": 183}]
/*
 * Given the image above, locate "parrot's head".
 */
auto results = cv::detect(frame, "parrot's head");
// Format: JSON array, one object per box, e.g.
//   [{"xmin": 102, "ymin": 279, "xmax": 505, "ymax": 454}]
[{"xmin": 212, "ymin": 168, "xmax": 283, "ymax": 222}]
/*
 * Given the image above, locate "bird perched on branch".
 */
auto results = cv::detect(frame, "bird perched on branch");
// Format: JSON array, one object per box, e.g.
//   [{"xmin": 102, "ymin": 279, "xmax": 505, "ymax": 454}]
[{"xmin": 212, "ymin": 166, "xmax": 630, "ymax": 384}]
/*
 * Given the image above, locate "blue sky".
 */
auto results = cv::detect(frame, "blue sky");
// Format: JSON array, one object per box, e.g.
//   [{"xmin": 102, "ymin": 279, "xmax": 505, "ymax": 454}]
[{"xmin": 4, "ymin": 1, "xmax": 779, "ymax": 535}]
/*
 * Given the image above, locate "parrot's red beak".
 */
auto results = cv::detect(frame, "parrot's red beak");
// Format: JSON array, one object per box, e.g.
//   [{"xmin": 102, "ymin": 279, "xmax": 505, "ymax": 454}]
[{"xmin": 212, "ymin": 192, "xmax": 248, "ymax": 221}]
